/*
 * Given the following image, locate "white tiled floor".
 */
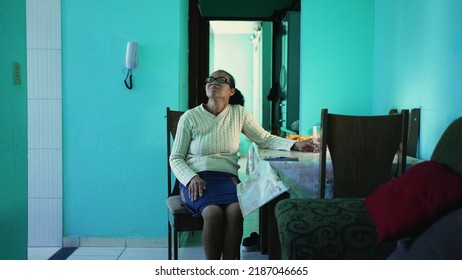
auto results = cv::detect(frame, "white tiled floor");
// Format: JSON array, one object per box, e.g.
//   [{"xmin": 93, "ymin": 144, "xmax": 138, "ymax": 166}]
[
  {"xmin": 28, "ymin": 245, "xmax": 267, "ymax": 260},
  {"xmin": 28, "ymin": 246, "xmax": 61, "ymax": 260},
  {"xmin": 28, "ymin": 156, "xmax": 267, "ymax": 260},
  {"xmin": 27, "ymin": 210, "xmax": 266, "ymax": 260}
]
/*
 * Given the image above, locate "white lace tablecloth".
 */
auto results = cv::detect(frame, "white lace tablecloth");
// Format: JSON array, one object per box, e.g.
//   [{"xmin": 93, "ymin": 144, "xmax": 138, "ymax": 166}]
[{"xmin": 237, "ymin": 143, "xmax": 334, "ymax": 217}]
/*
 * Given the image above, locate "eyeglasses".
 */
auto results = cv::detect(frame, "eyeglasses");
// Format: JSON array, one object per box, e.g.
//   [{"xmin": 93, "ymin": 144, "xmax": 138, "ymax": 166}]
[{"xmin": 205, "ymin": 76, "xmax": 230, "ymax": 85}]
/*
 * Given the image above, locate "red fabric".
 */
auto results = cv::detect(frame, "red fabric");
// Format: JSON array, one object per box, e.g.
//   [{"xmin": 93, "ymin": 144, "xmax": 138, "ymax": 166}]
[{"xmin": 365, "ymin": 161, "xmax": 462, "ymax": 242}]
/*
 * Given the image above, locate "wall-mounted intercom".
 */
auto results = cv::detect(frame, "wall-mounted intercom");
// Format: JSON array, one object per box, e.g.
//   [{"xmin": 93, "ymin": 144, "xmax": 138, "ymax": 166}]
[
  {"xmin": 126, "ymin": 41, "xmax": 138, "ymax": 69},
  {"xmin": 124, "ymin": 41, "xmax": 138, "ymax": 89}
]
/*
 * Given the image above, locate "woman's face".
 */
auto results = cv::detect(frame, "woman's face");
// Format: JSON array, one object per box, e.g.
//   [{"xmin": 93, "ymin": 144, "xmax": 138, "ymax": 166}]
[{"xmin": 205, "ymin": 71, "xmax": 235, "ymax": 102}]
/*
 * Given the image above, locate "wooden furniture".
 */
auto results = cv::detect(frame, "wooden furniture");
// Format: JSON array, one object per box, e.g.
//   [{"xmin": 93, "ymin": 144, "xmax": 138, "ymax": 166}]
[
  {"xmin": 319, "ymin": 108, "xmax": 409, "ymax": 198},
  {"xmin": 389, "ymin": 108, "xmax": 421, "ymax": 157},
  {"xmin": 259, "ymin": 192, "xmax": 289, "ymax": 259},
  {"xmin": 388, "ymin": 108, "xmax": 398, "ymax": 114},
  {"xmin": 407, "ymin": 108, "xmax": 421, "ymax": 157},
  {"xmin": 166, "ymin": 107, "xmax": 203, "ymax": 260}
]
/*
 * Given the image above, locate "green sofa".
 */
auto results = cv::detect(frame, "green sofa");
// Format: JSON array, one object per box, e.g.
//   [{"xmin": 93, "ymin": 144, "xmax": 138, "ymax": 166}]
[
  {"xmin": 275, "ymin": 198, "xmax": 396, "ymax": 259},
  {"xmin": 275, "ymin": 116, "xmax": 462, "ymax": 260}
]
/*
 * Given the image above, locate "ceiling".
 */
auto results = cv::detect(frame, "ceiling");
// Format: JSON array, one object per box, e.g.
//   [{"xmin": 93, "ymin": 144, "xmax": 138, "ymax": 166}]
[
  {"xmin": 209, "ymin": 21, "xmax": 260, "ymax": 34},
  {"xmin": 198, "ymin": 0, "xmax": 296, "ymax": 19},
  {"xmin": 200, "ymin": 0, "xmax": 298, "ymax": 34}
]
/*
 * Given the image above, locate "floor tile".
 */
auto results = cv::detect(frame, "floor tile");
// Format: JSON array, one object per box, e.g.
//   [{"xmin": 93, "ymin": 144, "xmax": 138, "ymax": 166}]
[
  {"xmin": 66, "ymin": 254, "xmax": 119, "ymax": 260},
  {"xmin": 28, "ymin": 247, "xmax": 60, "ymax": 260},
  {"xmin": 242, "ymin": 251, "xmax": 268, "ymax": 260},
  {"xmin": 178, "ymin": 247, "xmax": 206, "ymax": 260},
  {"xmin": 66, "ymin": 247, "xmax": 125, "ymax": 260},
  {"xmin": 118, "ymin": 248, "xmax": 167, "ymax": 260}
]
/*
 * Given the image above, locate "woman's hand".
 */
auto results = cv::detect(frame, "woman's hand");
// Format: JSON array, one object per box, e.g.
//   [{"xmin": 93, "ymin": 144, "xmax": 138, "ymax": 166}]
[
  {"xmin": 291, "ymin": 140, "xmax": 318, "ymax": 153},
  {"xmin": 187, "ymin": 175, "xmax": 207, "ymax": 201}
]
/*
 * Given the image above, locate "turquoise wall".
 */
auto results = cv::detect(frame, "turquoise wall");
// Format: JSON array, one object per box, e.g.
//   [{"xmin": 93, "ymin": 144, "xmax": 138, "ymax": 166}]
[
  {"xmin": 178, "ymin": 0, "xmax": 189, "ymax": 109},
  {"xmin": 0, "ymin": 0, "xmax": 28, "ymax": 259},
  {"xmin": 62, "ymin": 0, "xmax": 186, "ymax": 237},
  {"xmin": 373, "ymin": 0, "xmax": 462, "ymax": 159},
  {"xmin": 300, "ymin": 0, "xmax": 375, "ymax": 135},
  {"xmin": 299, "ymin": 0, "xmax": 462, "ymax": 159}
]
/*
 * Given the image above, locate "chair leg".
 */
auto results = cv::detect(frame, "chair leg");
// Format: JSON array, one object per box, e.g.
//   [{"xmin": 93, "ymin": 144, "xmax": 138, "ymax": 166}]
[
  {"xmin": 168, "ymin": 221, "xmax": 172, "ymax": 260},
  {"xmin": 174, "ymin": 228, "xmax": 179, "ymax": 260}
]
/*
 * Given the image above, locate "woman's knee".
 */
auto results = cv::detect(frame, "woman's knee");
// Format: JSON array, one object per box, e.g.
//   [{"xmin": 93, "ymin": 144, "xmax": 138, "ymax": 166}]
[
  {"xmin": 226, "ymin": 203, "xmax": 243, "ymax": 223},
  {"xmin": 201, "ymin": 205, "xmax": 225, "ymax": 226}
]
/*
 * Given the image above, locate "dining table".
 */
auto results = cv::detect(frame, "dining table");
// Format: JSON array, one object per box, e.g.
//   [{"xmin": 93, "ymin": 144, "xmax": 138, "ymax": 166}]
[
  {"xmin": 238, "ymin": 143, "xmax": 334, "ymax": 217},
  {"xmin": 237, "ymin": 142, "xmax": 424, "ymax": 259}
]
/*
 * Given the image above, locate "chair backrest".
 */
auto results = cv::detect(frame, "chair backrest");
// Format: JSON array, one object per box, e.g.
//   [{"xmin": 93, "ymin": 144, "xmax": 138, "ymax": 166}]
[
  {"xmin": 319, "ymin": 108, "xmax": 409, "ymax": 198},
  {"xmin": 166, "ymin": 107, "xmax": 185, "ymax": 196},
  {"xmin": 407, "ymin": 108, "xmax": 421, "ymax": 157},
  {"xmin": 389, "ymin": 108, "xmax": 421, "ymax": 157},
  {"xmin": 431, "ymin": 116, "xmax": 462, "ymax": 176}
]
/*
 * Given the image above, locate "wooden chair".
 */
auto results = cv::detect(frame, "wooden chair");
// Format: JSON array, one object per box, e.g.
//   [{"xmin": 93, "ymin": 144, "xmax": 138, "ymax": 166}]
[
  {"xmin": 407, "ymin": 108, "xmax": 421, "ymax": 157},
  {"xmin": 389, "ymin": 108, "xmax": 421, "ymax": 157},
  {"xmin": 166, "ymin": 107, "xmax": 203, "ymax": 260},
  {"xmin": 388, "ymin": 108, "xmax": 398, "ymax": 115},
  {"xmin": 319, "ymin": 108, "xmax": 409, "ymax": 198}
]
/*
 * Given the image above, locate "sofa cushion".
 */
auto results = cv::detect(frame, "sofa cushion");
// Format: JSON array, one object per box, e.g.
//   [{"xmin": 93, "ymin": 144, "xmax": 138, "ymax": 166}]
[
  {"xmin": 275, "ymin": 198, "xmax": 396, "ymax": 259},
  {"xmin": 365, "ymin": 161, "xmax": 462, "ymax": 242},
  {"xmin": 387, "ymin": 207, "xmax": 462, "ymax": 259}
]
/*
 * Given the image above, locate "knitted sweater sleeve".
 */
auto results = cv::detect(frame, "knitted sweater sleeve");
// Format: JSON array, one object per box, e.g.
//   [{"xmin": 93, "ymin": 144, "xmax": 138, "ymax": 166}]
[
  {"xmin": 241, "ymin": 107, "xmax": 296, "ymax": 150},
  {"xmin": 169, "ymin": 113, "xmax": 198, "ymax": 186}
]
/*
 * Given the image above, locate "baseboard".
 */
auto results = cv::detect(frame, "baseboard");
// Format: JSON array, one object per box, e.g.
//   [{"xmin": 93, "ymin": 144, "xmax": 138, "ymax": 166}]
[{"xmin": 62, "ymin": 237, "xmax": 168, "ymax": 248}]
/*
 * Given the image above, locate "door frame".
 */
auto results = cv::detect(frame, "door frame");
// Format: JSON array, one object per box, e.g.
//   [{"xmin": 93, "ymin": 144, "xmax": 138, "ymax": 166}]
[{"xmin": 189, "ymin": 0, "xmax": 277, "ymax": 107}]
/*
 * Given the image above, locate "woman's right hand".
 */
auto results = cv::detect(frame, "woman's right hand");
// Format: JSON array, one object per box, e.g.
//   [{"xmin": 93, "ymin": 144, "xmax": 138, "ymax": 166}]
[
  {"xmin": 187, "ymin": 175, "xmax": 207, "ymax": 201},
  {"xmin": 291, "ymin": 140, "xmax": 318, "ymax": 152}
]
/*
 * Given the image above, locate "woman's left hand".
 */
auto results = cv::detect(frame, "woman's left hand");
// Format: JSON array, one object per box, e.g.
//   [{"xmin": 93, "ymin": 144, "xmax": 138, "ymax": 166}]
[{"xmin": 291, "ymin": 140, "xmax": 318, "ymax": 152}]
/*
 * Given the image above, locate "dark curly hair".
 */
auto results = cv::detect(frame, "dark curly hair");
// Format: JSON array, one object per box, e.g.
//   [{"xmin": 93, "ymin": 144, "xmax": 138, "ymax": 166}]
[{"xmin": 229, "ymin": 88, "xmax": 245, "ymax": 106}]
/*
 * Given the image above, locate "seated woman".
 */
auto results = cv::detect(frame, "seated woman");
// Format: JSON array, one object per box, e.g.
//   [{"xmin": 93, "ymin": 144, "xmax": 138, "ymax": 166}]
[{"xmin": 169, "ymin": 69, "xmax": 316, "ymax": 260}]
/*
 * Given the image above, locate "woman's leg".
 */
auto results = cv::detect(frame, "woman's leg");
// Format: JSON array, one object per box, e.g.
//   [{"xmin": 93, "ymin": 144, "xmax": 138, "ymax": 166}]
[
  {"xmin": 222, "ymin": 202, "xmax": 244, "ymax": 260},
  {"xmin": 201, "ymin": 205, "xmax": 225, "ymax": 259}
]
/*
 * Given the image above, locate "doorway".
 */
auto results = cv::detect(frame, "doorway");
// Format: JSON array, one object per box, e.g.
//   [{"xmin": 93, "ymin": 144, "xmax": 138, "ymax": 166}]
[
  {"xmin": 209, "ymin": 20, "xmax": 272, "ymax": 154},
  {"xmin": 209, "ymin": 21, "xmax": 271, "ymax": 130},
  {"xmin": 189, "ymin": 0, "xmax": 300, "ymax": 135}
]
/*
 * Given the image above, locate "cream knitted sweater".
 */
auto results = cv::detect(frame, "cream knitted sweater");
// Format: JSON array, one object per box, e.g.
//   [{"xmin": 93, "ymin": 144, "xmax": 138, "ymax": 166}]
[{"xmin": 169, "ymin": 104, "xmax": 296, "ymax": 186}]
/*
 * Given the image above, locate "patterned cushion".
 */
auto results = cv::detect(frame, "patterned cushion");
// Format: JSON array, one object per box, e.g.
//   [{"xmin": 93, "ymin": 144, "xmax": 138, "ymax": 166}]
[{"xmin": 275, "ymin": 198, "xmax": 396, "ymax": 259}]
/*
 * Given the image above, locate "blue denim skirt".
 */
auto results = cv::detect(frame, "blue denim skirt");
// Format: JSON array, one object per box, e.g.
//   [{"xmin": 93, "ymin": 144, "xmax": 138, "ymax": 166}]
[{"xmin": 179, "ymin": 171, "xmax": 240, "ymax": 217}]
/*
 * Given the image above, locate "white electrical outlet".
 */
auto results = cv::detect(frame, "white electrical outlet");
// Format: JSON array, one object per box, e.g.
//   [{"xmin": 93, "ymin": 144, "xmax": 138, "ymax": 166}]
[{"xmin": 13, "ymin": 62, "xmax": 21, "ymax": 85}]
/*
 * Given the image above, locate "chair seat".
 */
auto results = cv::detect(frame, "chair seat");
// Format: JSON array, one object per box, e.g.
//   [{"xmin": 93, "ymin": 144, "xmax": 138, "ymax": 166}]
[
  {"xmin": 167, "ymin": 195, "xmax": 192, "ymax": 214},
  {"xmin": 167, "ymin": 195, "xmax": 203, "ymax": 232}
]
